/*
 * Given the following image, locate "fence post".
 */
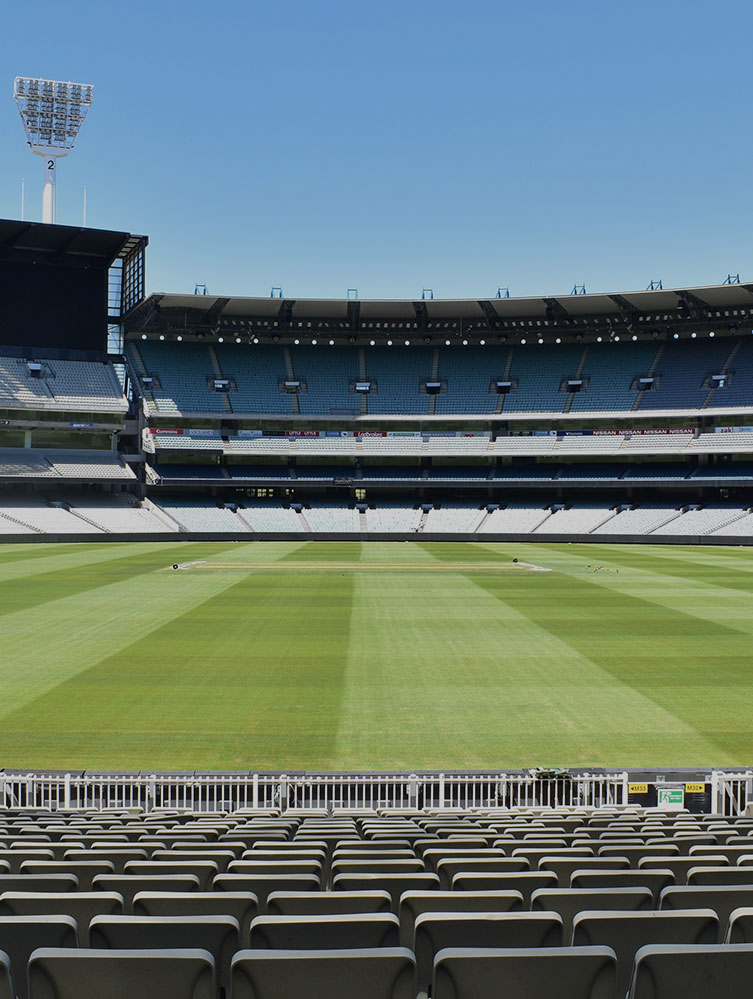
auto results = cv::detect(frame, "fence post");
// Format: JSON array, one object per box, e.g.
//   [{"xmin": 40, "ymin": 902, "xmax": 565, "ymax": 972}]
[
  {"xmin": 408, "ymin": 774, "xmax": 419, "ymax": 809},
  {"xmin": 438, "ymin": 773, "xmax": 445, "ymax": 811},
  {"xmin": 252, "ymin": 773, "xmax": 259, "ymax": 810},
  {"xmin": 63, "ymin": 773, "xmax": 71, "ymax": 810}
]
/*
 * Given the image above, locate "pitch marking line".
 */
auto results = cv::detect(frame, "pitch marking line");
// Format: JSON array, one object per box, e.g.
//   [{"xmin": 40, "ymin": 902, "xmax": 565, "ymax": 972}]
[{"xmin": 165, "ymin": 560, "xmax": 554, "ymax": 573}]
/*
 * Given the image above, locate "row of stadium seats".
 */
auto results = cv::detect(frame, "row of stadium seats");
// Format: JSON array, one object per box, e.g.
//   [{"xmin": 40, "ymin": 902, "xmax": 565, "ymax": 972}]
[
  {"xmin": 0, "ymin": 809, "xmax": 752, "ymax": 998},
  {"xmin": 0, "ymin": 493, "xmax": 170, "ymax": 534},
  {"xmin": 144, "ymin": 431, "xmax": 753, "ymax": 457},
  {"xmin": 0, "ymin": 450, "xmax": 134, "ymax": 481},
  {"xmin": 0, "ymin": 497, "xmax": 751, "ymax": 536},
  {"xmin": 128, "ymin": 336, "xmax": 753, "ymax": 416},
  {"xmin": 0, "ymin": 357, "xmax": 127, "ymax": 413}
]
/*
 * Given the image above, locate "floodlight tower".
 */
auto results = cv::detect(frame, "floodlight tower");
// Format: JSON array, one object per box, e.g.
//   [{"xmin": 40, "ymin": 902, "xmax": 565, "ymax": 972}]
[{"xmin": 13, "ymin": 77, "xmax": 94, "ymax": 224}]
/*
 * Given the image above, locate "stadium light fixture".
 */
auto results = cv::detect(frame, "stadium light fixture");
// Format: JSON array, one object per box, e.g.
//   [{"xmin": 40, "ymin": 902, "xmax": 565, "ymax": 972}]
[{"xmin": 14, "ymin": 77, "xmax": 94, "ymax": 224}]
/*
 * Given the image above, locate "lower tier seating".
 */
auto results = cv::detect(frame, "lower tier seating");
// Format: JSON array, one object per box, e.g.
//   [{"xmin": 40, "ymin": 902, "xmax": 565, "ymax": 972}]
[{"xmin": 0, "ymin": 808, "xmax": 750, "ymax": 999}]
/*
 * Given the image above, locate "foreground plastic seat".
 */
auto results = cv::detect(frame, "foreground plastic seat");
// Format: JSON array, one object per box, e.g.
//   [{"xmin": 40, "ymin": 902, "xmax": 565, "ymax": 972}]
[
  {"xmin": 0, "ymin": 893, "xmax": 124, "ymax": 947},
  {"xmin": 398, "ymin": 890, "xmax": 524, "ymax": 946},
  {"xmin": 231, "ymin": 947, "xmax": 415, "ymax": 999},
  {"xmin": 659, "ymin": 885, "xmax": 753, "ymax": 938},
  {"xmin": 724, "ymin": 906, "xmax": 753, "ymax": 942},
  {"xmin": 28, "ymin": 948, "xmax": 215, "ymax": 999},
  {"xmin": 0, "ymin": 952, "xmax": 13, "ymax": 999},
  {"xmin": 250, "ymin": 913, "xmax": 399, "ymax": 949},
  {"xmin": 628, "ymin": 943, "xmax": 753, "ymax": 999},
  {"xmin": 267, "ymin": 890, "xmax": 392, "ymax": 916},
  {"xmin": 415, "ymin": 912, "xmax": 562, "ymax": 995},
  {"xmin": 432, "ymin": 945, "xmax": 616, "ymax": 999},
  {"xmin": 89, "ymin": 915, "xmax": 239, "ymax": 997},
  {"xmin": 573, "ymin": 909, "xmax": 718, "ymax": 998},
  {"xmin": 532, "ymin": 887, "xmax": 653, "ymax": 938},
  {"xmin": 0, "ymin": 917, "xmax": 77, "ymax": 999}
]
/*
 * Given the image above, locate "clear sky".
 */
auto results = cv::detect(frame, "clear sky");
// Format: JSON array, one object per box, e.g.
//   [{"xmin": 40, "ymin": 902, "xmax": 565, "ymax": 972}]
[{"xmin": 0, "ymin": 0, "xmax": 749, "ymax": 301}]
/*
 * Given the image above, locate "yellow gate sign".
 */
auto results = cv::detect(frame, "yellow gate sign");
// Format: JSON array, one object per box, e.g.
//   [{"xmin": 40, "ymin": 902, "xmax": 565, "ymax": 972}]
[
  {"xmin": 628, "ymin": 783, "xmax": 648, "ymax": 795},
  {"xmin": 685, "ymin": 782, "xmax": 706, "ymax": 793}
]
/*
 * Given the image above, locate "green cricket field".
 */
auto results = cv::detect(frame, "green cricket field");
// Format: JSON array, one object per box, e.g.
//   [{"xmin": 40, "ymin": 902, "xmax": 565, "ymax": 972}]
[{"xmin": 0, "ymin": 539, "xmax": 751, "ymax": 771}]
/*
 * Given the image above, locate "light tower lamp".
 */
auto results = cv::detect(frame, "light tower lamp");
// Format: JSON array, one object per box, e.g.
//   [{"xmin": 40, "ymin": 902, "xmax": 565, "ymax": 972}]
[{"xmin": 13, "ymin": 77, "xmax": 94, "ymax": 224}]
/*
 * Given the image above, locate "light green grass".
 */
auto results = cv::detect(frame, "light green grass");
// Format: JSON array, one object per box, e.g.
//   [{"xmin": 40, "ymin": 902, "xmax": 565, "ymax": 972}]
[{"xmin": 0, "ymin": 539, "xmax": 751, "ymax": 770}]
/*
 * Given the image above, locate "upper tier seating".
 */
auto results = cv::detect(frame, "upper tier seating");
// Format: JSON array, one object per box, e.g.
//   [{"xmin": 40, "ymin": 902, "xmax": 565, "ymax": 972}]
[
  {"xmin": 127, "ymin": 337, "xmax": 753, "ymax": 417},
  {"xmin": 0, "ymin": 356, "xmax": 127, "ymax": 413},
  {"xmin": 289, "ymin": 347, "xmax": 361, "ymax": 416},
  {"xmin": 364, "ymin": 348, "xmax": 434, "ymax": 415},
  {"xmin": 569, "ymin": 342, "xmax": 660, "ymax": 412},
  {"xmin": 639, "ymin": 339, "xmax": 734, "ymax": 411},
  {"xmin": 130, "ymin": 342, "xmax": 227, "ymax": 415},
  {"xmin": 213, "ymin": 345, "xmax": 293, "ymax": 415}
]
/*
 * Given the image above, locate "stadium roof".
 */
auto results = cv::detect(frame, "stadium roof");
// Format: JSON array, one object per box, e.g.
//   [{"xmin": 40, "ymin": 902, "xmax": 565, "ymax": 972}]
[
  {"xmin": 0, "ymin": 219, "xmax": 145, "ymax": 268},
  {"xmin": 125, "ymin": 282, "xmax": 753, "ymax": 342}
]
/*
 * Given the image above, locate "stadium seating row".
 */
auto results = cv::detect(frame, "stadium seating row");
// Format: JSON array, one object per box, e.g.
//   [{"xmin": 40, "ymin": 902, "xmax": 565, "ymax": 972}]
[
  {"xmin": 0, "ymin": 357, "xmax": 127, "ymax": 413},
  {"xmin": 0, "ymin": 498, "xmax": 751, "ymax": 536},
  {"xmin": 127, "ymin": 337, "xmax": 753, "ymax": 417},
  {"xmin": 0, "ymin": 809, "xmax": 751, "ymax": 998},
  {"xmin": 0, "ymin": 451, "xmax": 134, "ymax": 481}
]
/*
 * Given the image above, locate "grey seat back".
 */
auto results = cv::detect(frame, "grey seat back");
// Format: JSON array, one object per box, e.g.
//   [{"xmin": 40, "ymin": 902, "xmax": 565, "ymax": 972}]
[
  {"xmin": 573, "ymin": 909, "xmax": 718, "ymax": 998},
  {"xmin": 0, "ymin": 953, "xmax": 11, "ymax": 999},
  {"xmin": 399, "ymin": 890, "xmax": 524, "ymax": 946},
  {"xmin": 231, "ymin": 948, "xmax": 416, "ymax": 999},
  {"xmin": 249, "ymin": 913, "xmax": 399, "ymax": 949},
  {"xmin": 0, "ymin": 917, "xmax": 76, "ymax": 999},
  {"xmin": 628, "ymin": 943, "xmax": 753, "ymax": 999},
  {"xmin": 89, "ymin": 915, "xmax": 238, "ymax": 996},
  {"xmin": 432, "ymin": 945, "xmax": 616, "ymax": 999},
  {"xmin": 0, "ymin": 893, "xmax": 124, "ymax": 947},
  {"xmin": 415, "ymin": 912, "xmax": 562, "ymax": 994},
  {"xmin": 532, "ymin": 887, "xmax": 653, "ymax": 938},
  {"xmin": 28, "ymin": 947, "xmax": 215, "ymax": 999},
  {"xmin": 267, "ymin": 890, "xmax": 392, "ymax": 916},
  {"xmin": 132, "ymin": 891, "xmax": 258, "ymax": 945}
]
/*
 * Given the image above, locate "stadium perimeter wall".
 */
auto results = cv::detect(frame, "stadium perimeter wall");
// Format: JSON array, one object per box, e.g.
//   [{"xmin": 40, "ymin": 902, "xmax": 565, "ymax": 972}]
[{"xmin": 0, "ymin": 532, "xmax": 751, "ymax": 545}]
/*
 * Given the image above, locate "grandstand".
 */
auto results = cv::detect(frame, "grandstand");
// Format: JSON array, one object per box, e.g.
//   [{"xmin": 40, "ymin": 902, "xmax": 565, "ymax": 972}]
[{"xmin": 0, "ymin": 220, "xmax": 751, "ymax": 547}]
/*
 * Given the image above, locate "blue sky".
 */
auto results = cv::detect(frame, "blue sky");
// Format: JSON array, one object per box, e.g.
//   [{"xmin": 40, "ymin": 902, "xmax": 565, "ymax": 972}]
[{"xmin": 0, "ymin": 0, "xmax": 749, "ymax": 300}]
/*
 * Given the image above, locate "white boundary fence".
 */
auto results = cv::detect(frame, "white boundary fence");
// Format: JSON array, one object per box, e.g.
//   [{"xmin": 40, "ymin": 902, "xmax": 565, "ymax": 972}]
[
  {"xmin": 0, "ymin": 771, "xmax": 747, "ymax": 814},
  {"xmin": 0, "ymin": 771, "xmax": 625, "ymax": 813}
]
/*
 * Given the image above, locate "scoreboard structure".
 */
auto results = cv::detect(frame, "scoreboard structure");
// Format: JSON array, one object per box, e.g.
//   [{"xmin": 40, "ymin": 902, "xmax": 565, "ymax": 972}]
[{"xmin": 0, "ymin": 218, "xmax": 147, "ymax": 356}]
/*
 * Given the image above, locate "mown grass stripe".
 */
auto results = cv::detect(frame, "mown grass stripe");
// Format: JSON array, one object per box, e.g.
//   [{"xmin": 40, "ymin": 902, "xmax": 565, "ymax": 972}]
[{"xmin": 0, "ymin": 554, "xmax": 355, "ymax": 771}]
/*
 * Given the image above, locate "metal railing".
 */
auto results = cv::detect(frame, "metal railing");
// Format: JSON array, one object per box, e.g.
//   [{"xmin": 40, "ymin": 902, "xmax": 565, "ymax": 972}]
[
  {"xmin": 0, "ymin": 771, "xmax": 630, "ymax": 814},
  {"xmin": 711, "ymin": 771, "xmax": 753, "ymax": 816}
]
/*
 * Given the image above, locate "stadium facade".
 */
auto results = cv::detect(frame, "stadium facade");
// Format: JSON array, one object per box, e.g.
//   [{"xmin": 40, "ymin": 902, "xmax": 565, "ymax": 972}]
[{"xmin": 0, "ymin": 218, "xmax": 751, "ymax": 543}]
